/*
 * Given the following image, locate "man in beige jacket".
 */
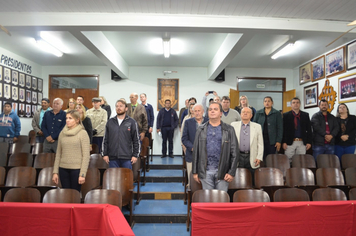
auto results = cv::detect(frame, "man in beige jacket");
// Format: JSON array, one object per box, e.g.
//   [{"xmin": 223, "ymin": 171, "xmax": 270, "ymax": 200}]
[{"xmin": 231, "ymin": 107, "xmax": 263, "ymax": 185}]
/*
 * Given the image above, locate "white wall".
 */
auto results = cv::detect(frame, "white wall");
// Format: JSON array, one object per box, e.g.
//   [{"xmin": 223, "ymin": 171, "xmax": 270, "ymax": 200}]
[{"xmin": 0, "ymin": 46, "xmax": 43, "ymax": 135}]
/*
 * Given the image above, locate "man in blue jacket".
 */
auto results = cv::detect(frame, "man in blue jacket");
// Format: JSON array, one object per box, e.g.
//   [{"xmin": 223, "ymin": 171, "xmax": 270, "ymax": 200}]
[
  {"xmin": 0, "ymin": 102, "xmax": 21, "ymax": 150},
  {"xmin": 182, "ymin": 104, "xmax": 208, "ymax": 185},
  {"xmin": 157, "ymin": 99, "xmax": 178, "ymax": 158},
  {"xmin": 102, "ymin": 99, "xmax": 140, "ymax": 169},
  {"xmin": 41, "ymin": 98, "xmax": 66, "ymax": 153}
]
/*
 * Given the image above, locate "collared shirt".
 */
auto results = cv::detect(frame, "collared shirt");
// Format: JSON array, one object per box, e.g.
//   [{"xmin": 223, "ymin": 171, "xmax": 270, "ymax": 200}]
[
  {"xmin": 240, "ymin": 122, "xmax": 250, "ymax": 152},
  {"xmin": 223, "ymin": 110, "xmax": 229, "ymax": 116},
  {"xmin": 41, "ymin": 109, "xmax": 66, "ymax": 140},
  {"xmin": 206, "ymin": 123, "xmax": 222, "ymax": 171},
  {"xmin": 86, "ymin": 107, "xmax": 107, "ymax": 137}
]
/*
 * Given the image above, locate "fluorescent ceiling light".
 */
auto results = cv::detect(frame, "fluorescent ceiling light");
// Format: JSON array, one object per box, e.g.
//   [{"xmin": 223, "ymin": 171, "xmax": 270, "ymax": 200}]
[
  {"xmin": 40, "ymin": 31, "xmax": 70, "ymax": 53},
  {"xmin": 34, "ymin": 39, "xmax": 63, "ymax": 57},
  {"xmin": 163, "ymin": 38, "xmax": 170, "ymax": 58},
  {"xmin": 271, "ymin": 41, "xmax": 295, "ymax": 60}
]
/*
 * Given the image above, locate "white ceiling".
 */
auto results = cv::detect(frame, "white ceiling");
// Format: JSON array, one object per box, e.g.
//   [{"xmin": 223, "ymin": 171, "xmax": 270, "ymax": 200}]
[{"xmin": 0, "ymin": 0, "xmax": 356, "ymax": 79}]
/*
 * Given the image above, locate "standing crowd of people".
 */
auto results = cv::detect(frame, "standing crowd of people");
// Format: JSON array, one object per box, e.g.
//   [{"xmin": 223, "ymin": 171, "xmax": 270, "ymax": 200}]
[{"xmin": 0, "ymin": 90, "xmax": 355, "ymax": 193}]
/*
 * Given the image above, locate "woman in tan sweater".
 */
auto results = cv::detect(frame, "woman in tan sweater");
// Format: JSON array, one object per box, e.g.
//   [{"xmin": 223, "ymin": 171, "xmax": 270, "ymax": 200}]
[{"xmin": 52, "ymin": 110, "xmax": 90, "ymax": 192}]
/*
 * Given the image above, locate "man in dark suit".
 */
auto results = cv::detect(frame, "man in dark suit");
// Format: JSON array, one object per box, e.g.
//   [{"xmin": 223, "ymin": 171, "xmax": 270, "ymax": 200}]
[
  {"xmin": 282, "ymin": 97, "xmax": 312, "ymax": 162},
  {"xmin": 140, "ymin": 93, "xmax": 154, "ymax": 138},
  {"xmin": 182, "ymin": 104, "xmax": 208, "ymax": 185}
]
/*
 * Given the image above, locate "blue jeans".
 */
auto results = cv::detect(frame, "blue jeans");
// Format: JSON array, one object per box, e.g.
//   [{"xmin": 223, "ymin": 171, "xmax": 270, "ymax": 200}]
[
  {"xmin": 313, "ymin": 144, "xmax": 335, "ymax": 162},
  {"xmin": 334, "ymin": 145, "xmax": 356, "ymax": 164},
  {"xmin": 109, "ymin": 159, "xmax": 132, "ymax": 169},
  {"xmin": 200, "ymin": 170, "xmax": 229, "ymax": 192}
]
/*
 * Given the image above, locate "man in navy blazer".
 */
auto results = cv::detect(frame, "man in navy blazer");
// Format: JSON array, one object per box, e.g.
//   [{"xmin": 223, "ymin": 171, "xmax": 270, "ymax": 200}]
[{"xmin": 182, "ymin": 104, "xmax": 208, "ymax": 185}]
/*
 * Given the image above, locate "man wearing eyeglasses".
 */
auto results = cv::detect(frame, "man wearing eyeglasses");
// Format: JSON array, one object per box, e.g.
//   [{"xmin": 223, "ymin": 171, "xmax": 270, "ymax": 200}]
[{"xmin": 231, "ymin": 107, "xmax": 263, "ymax": 184}]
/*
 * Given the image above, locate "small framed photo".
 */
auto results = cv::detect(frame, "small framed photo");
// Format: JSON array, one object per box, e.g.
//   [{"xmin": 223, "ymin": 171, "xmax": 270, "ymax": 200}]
[
  {"xmin": 32, "ymin": 91, "xmax": 37, "ymax": 104},
  {"xmin": 4, "ymin": 83, "xmax": 11, "ymax": 99},
  {"xmin": 299, "ymin": 63, "xmax": 312, "ymax": 85},
  {"xmin": 32, "ymin": 105, "xmax": 37, "ymax": 117},
  {"xmin": 25, "ymin": 104, "xmax": 31, "ymax": 117},
  {"xmin": 4, "ymin": 67, "xmax": 11, "ymax": 83},
  {"xmin": 37, "ymin": 93, "xmax": 43, "ymax": 104},
  {"xmin": 19, "ymin": 73, "xmax": 25, "ymax": 87},
  {"xmin": 12, "ymin": 70, "xmax": 18, "ymax": 85},
  {"xmin": 311, "ymin": 55, "xmax": 325, "ymax": 82},
  {"xmin": 326, "ymin": 46, "xmax": 346, "ymax": 78},
  {"xmin": 37, "ymin": 78, "xmax": 43, "ymax": 92},
  {"xmin": 32, "ymin": 77, "xmax": 37, "ymax": 90},
  {"xmin": 26, "ymin": 90, "xmax": 31, "ymax": 103},
  {"xmin": 19, "ymin": 103, "xmax": 25, "ymax": 117},
  {"xmin": 0, "ymin": 65, "xmax": 2, "ymax": 81},
  {"xmin": 304, "ymin": 83, "xmax": 318, "ymax": 109},
  {"xmin": 26, "ymin": 75, "xmax": 31, "ymax": 89},
  {"xmin": 19, "ymin": 88, "xmax": 25, "ymax": 102},
  {"xmin": 0, "ymin": 83, "xmax": 2, "ymax": 98},
  {"xmin": 12, "ymin": 86, "xmax": 18, "ymax": 101},
  {"xmin": 12, "ymin": 102, "xmax": 18, "ymax": 114},
  {"xmin": 347, "ymin": 40, "xmax": 356, "ymax": 71},
  {"xmin": 339, "ymin": 72, "xmax": 356, "ymax": 103}
]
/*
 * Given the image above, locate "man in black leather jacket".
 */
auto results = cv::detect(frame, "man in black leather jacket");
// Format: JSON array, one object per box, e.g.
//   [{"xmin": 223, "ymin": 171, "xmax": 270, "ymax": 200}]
[{"xmin": 192, "ymin": 102, "xmax": 239, "ymax": 192}]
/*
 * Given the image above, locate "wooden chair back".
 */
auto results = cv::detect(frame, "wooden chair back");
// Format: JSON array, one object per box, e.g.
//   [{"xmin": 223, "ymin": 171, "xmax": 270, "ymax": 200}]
[
  {"xmin": 349, "ymin": 188, "xmax": 356, "ymax": 200},
  {"xmin": 316, "ymin": 168, "xmax": 345, "ymax": 187},
  {"xmin": 32, "ymin": 143, "xmax": 44, "ymax": 156},
  {"xmin": 4, "ymin": 187, "xmax": 41, "ymax": 202},
  {"xmin": 266, "ymin": 154, "xmax": 290, "ymax": 176},
  {"xmin": 33, "ymin": 153, "xmax": 55, "ymax": 169},
  {"xmin": 0, "ymin": 166, "xmax": 5, "ymax": 185},
  {"xmin": 0, "ymin": 143, "xmax": 9, "ymax": 166},
  {"xmin": 8, "ymin": 153, "xmax": 33, "ymax": 167},
  {"xmin": 89, "ymin": 154, "xmax": 108, "ymax": 169},
  {"xmin": 317, "ymin": 154, "xmax": 341, "ymax": 169},
  {"xmin": 254, "ymin": 167, "xmax": 284, "ymax": 188},
  {"xmin": 28, "ymin": 130, "xmax": 36, "ymax": 146},
  {"xmin": 102, "ymin": 168, "xmax": 133, "ymax": 206},
  {"xmin": 273, "ymin": 188, "xmax": 310, "ymax": 202},
  {"xmin": 17, "ymin": 135, "xmax": 30, "ymax": 144},
  {"xmin": 292, "ymin": 154, "xmax": 316, "ymax": 168},
  {"xmin": 285, "ymin": 168, "xmax": 315, "ymax": 187},
  {"xmin": 341, "ymin": 154, "xmax": 356, "ymax": 169},
  {"xmin": 81, "ymin": 168, "xmax": 100, "ymax": 200},
  {"xmin": 84, "ymin": 189, "xmax": 122, "ymax": 209},
  {"xmin": 132, "ymin": 158, "xmax": 141, "ymax": 182},
  {"xmin": 9, "ymin": 142, "xmax": 32, "ymax": 155},
  {"xmin": 43, "ymin": 189, "xmax": 81, "ymax": 203},
  {"xmin": 140, "ymin": 137, "xmax": 149, "ymax": 157},
  {"xmin": 189, "ymin": 172, "xmax": 202, "ymax": 193},
  {"xmin": 192, "ymin": 189, "xmax": 230, "ymax": 203},
  {"xmin": 233, "ymin": 189, "xmax": 270, "ymax": 202},
  {"xmin": 228, "ymin": 168, "xmax": 253, "ymax": 189},
  {"xmin": 345, "ymin": 167, "xmax": 356, "ymax": 187},
  {"xmin": 312, "ymin": 188, "xmax": 347, "ymax": 201},
  {"xmin": 5, "ymin": 166, "xmax": 36, "ymax": 187},
  {"xmin": 37, "ymin": 167, "xmax": 61, "ymax": 187},
  {"xmin": 90, "ymin": 143, "xmax": 99, "ymax": 155}
]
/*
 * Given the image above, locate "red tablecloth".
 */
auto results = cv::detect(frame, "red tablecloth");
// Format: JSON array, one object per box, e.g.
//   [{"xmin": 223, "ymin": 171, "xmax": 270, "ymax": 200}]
[
  {"xmin": 0, "ymin": 202, "xmax": 134, "ymax": 236},
  {"xmin": 192, "ymin": 201, "xmax": 356, "ymax": 236}
]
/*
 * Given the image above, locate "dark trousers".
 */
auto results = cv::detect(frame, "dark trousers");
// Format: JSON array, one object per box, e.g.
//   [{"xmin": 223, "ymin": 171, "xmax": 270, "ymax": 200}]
[
  {"xmin": 92, "ymin": 137, "xmax": 103, "ymax": 154},
  {"xmin": 263, "ymin": 141, "xmax": 277, "ymax": 161},
  {"xmin": 238, "ymin": 152, "xmax": 255, "ymax": 186},
  {"xmin": 59, "ymin": 167, "xmax": 81, "ymax": 192},
  {"xmin": 161, "ymin": 126, "xmax": 174, "ymax": 155}
]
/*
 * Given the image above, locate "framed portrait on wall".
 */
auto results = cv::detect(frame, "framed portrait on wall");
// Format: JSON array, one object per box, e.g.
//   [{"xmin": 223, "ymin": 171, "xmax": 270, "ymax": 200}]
[
  {"xmin": 32, "ymin": 91, "xmax": 37, "ymax": 104},
  {"xmin": 311, "ymin": 55, "xmax": 325, "ymax": 81},
  {"xmin": 299, "ymin": 63, "xmax": 312, "ymax": 85},
  {"xmin": 0, "ymin": 65, "xmax": 2, "ymax": 81},
  {"xmin": 12, "ymin": 102, "xmax": 18, "ymax": 114},
  {"xmin": 19, "ymin": 103, "xmax": 25, "ymax": 117},
  {"xmin": 4, "ymin": 67, "xmax": 11, "ymax": 83},
  {"xmin": 25, "ymin": 104, "xmax": 31, "ymax": 117},
  {"xmin": 38, "ymin": 78, "xmax": 43, "ymax": 92},
  {"xmin": 37, "ymin": 93, "xmax": 42, "ymax": 104},
  {"xmin": 326, "ymin": 46, "xmax": 346, "ymax": 78},
  {"xmin": 339, "ymin": 72, "xmax": 356, "ymax": 103},
  {"xmin": 12, "ymin": 86, "xmax": 18, "ymax": 101},
  {"xmin": 0, "ymin": 83, "xmax": 2, "ymax": 98},
  {"xmin": 304, "ymin": 83, "xmax": 318, "ymax": 109},
  {"xmin": 32, "ymin": 77, "xmax": 37, "ymax": 90},
  {"xmin": 19, "ymin": 88, "xmax": 25, "ymax": 102},
  {"xmin": 12, "ymin": 70, "xmax": 18, "ymax": 85},
  {"xmin": 4, "ymin": 83, "xmax": 11, "ymax": 99},
  {"xmin": 157, "ymin": 78, "xmax": 179, "ymax": 111},
  {"xmin": 347, "ymin": 40, "xmax": 356, "ymax": 71},
  {"xmin": 19, "ymin": 73, "xmax": 25, "ymax": 87},
  {"xmin": 26, "ymin": 90, "xmax": 31, "ymax": 103},
  {"xmin": 26, "ymin": 75, "xmax": 31, "ymax": 89}
]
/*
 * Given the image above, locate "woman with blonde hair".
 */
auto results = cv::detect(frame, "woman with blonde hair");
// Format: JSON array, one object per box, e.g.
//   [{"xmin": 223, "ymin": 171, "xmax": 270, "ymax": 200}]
[
  {"xmin": 65, "ymin": 98, "xmax": 76, "ymax": 113},
  {"xmin": 99, "ymin": 96, "xmax": 111, "ymax": 119},
  {"xmin": 235, "ymin": 95, "xmax": 256, "ymax": 121},
  {"xmin": 52, "ymin": 110, "xmax": 90, "ymax": 191},
  {"xmin": 76, "ymin": 104, "xmax": 93, "ymax": 145}
]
